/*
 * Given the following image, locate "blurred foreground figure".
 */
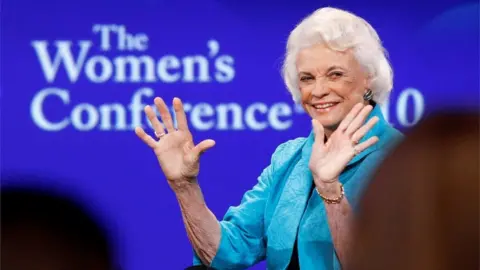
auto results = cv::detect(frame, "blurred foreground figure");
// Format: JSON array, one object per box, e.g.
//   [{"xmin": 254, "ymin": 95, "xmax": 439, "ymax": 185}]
[
  {"xmin": 1, "ymin": 182, "xmax": 117, "ymax": 270},
  {"xmin": 350, "ymin": 112, "xmax": 479, "ymax": 270}
]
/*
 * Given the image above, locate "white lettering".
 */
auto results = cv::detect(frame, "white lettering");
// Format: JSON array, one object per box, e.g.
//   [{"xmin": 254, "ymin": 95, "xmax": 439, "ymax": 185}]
[
  {"xmin": 113, "ymin": 56, "xmax": 156, "ymax": 82},
  {"xmin": 32, "ymin": 38, "xmax": 236, "ymax": 83},
  {"xmin": 215, "ymin": 55, "xmax": 235, "ymax": 83},
  {"xmin": 135, "ymin": 34, "xmax": 149, "ymax": 51},
  {"xmin": 92, "ymin": 24, "xmax": 115, "ymax": 51},
  {"xmin": 245, "ymin": 103, "xmax": 268, "ymax": 131},
  {"xmin": 216, "ymin": 103, "xmax": 244, "ymax": 130},
  {"xmin": 32, "ymin": 40, "xmax": 92, "ymax": 83},
  {"xmin": 268, "ymin": 103, "xmax": 292, "ymax": 130},
  {"xmin": 157, "ymin": 55, "xmax": 181, "ymax": 83},
  {"xmin": 190, "ymin": 103, "xmax": 215, "ymax": 131},
  {"xmin": 71, "ymin": 104, "xmax": 99, "ymax": 131},
  {"xmin": 30, "ymin": 87, "xmax": 70, "ymax": 131},
  {"xmin": 99, "ymin": 104, "xmax": 127, "ymax": 130},
  {"xmin": 115, "ymin": 25, "xmax": 149, "ymax": 51},
  {"xmin": 84, "ymin": 55, "xmax": 113, "ymax": 83},
  {"xmin": 129, "ymin": 87, "xmax": 154, "ymax": 129},
  {"xmin": 182, "ymin": 56, "xmax": 210, "ymax": 82},
  {"xmin": 30, "ymin": 90, "xmax": 298, "ymax": 132},
  {"xmin": 396, "ymin": 88, "xmax": 424, "ymax": 127}
]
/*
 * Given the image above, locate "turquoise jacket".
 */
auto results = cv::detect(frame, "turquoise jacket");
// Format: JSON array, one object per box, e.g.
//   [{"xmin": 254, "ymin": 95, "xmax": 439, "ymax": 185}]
[{"xmin": 193, "ymin": 105, "xmax": 403, "ymax": 269}]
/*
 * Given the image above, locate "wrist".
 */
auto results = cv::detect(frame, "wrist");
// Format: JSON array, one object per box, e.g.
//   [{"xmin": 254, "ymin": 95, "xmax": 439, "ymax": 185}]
[
  {"xmin": 314, "ymin": 176, "xmax": 339, "ymax": 190},
  {"xmin": 170, "ymin": 177, "xmax": 199, "ymax": 194},
  {"xmin": 174, "ymin": 180, "xmax": 207, "ymax": 205},
  {"xmin": 315, "ymin": 182, "xmax": 344, "ymax": 204},
  {"xmin": 315, "ymin": 179, "xmax": 342, "ymax": 197},
  {"xmin": 174, "ymin": 181, "xmax": 210, "ymax": 216}
]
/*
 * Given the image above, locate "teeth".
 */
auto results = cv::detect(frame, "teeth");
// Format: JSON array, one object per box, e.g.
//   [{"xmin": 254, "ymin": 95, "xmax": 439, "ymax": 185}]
[{"xmin": 314, "ymin": 103, "xmax": 335, "ymax": 109}]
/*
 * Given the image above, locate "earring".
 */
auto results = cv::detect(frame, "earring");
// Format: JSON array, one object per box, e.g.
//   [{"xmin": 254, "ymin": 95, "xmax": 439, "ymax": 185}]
[{"xmin": 363, "ymin": 89, "xmax": 373, "ymax": 101}]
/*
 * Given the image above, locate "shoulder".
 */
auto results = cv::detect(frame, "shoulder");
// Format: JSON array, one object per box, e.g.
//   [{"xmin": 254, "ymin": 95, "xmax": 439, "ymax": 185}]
[
  {"xmin": 378, "ymin": 125, "xmax": 404, "ymax": 152},
  {"xmin": 360, "ymin": 125, "xmax": 404, "ymax": 171}
]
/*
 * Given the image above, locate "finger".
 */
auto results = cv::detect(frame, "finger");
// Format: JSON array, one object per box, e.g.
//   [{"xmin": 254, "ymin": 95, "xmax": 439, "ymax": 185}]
[
  {"xmin": 173, "ymin": 97, "xmax": 189, "ymax": 131},
  {"xmin": 337, "ymin": 103, "xmax": 364, "ymax": 132},
  {"xmin": 351, "ymin": 116, "xmax": 379, "ymax": 143},
  {"xmin": 145, "ymin": 105, "xmax": 165, "ymax": 137},
  {"xmin": 354, "ymin": 136, "xmax": 379, "ymax": 153},
  {"xmin": 345, "ymin": 105, "xmax": 374, "ymax": 136},
  {"xmin": 154, "ymin": 97, "xmax": 175, "ymax": 133},
  {"xmin": 135, "ymin": 127, "xmax": 158, "ymax": 148},
  {"xmin": 192, "ymin": 139, "xmax": 216, "ymax": 157},
  {"xmin": 311, "ymin": 119, "xmax": 325, "ymax": 145}
]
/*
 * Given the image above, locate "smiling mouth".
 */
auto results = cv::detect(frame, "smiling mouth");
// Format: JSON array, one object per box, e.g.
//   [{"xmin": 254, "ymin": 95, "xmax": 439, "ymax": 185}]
[{"xmin": 311, "ymin": 102, "xmax": 339, "ymax": 112}]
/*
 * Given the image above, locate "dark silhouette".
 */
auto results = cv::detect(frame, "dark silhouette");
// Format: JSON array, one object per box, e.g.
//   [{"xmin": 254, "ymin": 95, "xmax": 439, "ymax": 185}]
[
  {"xmin": 350, "ymin": 112, "xmax": 479, "ymax": 270},
  {"xmin": 1, "ymin": 178, "xmax": 118, "ymax": 270}
]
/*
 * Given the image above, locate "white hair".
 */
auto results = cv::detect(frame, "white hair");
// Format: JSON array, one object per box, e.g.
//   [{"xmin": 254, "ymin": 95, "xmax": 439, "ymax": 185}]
[{"xmin": 281, "ymin": 7, "xmax": 393, "ymax": 104}]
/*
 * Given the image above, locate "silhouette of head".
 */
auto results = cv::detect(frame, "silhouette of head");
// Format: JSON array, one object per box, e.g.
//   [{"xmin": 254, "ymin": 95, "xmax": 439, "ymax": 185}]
[{"xmin": 1, "ymin": 181, "xmax": 117, "ymax": 270}]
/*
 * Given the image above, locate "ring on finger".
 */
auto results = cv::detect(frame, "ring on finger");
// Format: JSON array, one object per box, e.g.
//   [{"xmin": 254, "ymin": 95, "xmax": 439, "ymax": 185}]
[
  {"xmin": 154, "ymin": 131, "xmax": 166, "ymax": 138},
  {"xmin": 353, "ymin": 146, "xmax": 360, "ymax": 156}
]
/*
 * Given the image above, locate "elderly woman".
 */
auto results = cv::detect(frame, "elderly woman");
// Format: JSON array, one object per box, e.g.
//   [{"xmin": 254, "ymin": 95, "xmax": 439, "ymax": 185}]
[{"xmin": 135, "ymin": 7, "xmax": 403, "ymax": 270}]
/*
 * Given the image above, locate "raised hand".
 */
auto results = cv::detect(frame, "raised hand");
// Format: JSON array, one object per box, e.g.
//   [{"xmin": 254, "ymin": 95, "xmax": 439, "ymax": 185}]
[
  {"xmin": 135, "ymin": 97, "xmax": 215, "ymax": 189},
  {"xmin": 309, "ymin": 103, "xmax": 379, "ymax": 183}
]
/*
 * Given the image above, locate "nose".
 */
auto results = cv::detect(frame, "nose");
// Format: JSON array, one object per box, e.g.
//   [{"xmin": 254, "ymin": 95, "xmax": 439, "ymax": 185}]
[{"xmin": 311, "ymin": 79, "xmax": 329, "ymax": 98}]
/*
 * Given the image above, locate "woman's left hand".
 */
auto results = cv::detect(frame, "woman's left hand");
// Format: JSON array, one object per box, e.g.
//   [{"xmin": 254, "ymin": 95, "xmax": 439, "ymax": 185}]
[{"xmin": 309, "ymin": 103, "xmax": 380, "ymax": 185}]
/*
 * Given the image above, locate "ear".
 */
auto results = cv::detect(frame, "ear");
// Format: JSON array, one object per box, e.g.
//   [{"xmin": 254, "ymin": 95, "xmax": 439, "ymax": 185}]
[{"xmin": 364, "ymin": 75, "xmax": 372, "ymax": 89}]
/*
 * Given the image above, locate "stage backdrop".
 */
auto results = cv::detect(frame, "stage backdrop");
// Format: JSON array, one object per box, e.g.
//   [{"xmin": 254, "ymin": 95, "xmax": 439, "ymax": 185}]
[{"xmin": 1, "ymin": 0, "xmax": 478, "ymax": 269}]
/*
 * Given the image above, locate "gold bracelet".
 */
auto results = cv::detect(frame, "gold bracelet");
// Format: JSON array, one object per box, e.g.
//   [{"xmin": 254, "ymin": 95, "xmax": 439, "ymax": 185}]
[{"xmin": 316, "ymin": 183, "xmax": 344, "ymax": 204}]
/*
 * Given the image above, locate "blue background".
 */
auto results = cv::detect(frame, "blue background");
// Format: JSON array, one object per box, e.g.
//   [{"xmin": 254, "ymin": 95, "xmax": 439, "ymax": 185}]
[{"xmin": 1, "ymin": 0, "xmax": 478, "ymax": 269}]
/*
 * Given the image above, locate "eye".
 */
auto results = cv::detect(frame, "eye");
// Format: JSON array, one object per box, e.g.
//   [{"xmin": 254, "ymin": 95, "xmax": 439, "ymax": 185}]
[
  {"xmin": 329, "ymin": 71, "xmax": 344, "ymax": 79},
  {"xmin": 300, "ymin": 75, "xmax": 314, "ymax": 82}
]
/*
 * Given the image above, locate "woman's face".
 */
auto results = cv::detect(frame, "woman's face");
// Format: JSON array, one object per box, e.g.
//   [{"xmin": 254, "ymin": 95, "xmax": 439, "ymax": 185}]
[{"xmin": 296, "ymin": 43, "xmax": 370, "ymax": 132}]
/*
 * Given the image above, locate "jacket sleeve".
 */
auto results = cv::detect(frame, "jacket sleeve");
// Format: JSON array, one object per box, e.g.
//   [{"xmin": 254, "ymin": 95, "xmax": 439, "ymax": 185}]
[{"xmin": 191, "ymin": 142, "xmax": 290, "ymax": 269}]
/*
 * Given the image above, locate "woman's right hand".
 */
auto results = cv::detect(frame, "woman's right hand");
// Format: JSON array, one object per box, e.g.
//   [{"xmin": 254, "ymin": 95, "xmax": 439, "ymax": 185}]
[{"xmin": 135, "ymin": 97, "xmax": 215, "ymax": 190}]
